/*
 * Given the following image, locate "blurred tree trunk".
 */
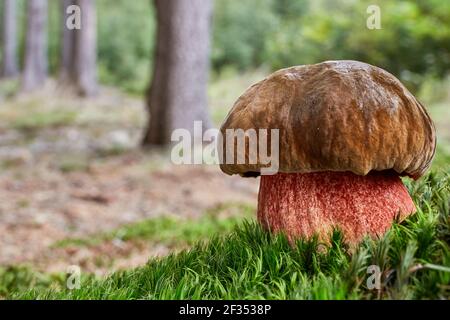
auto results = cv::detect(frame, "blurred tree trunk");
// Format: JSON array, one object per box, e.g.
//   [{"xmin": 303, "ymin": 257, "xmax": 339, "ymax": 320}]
[
  {"xmin": 59, "ymin": 0, "xmax": 97, "ymax": 96},
  {"xmin": 1, "ymin": 0, "xmax": 19, "ymax": 78},
  {"xmin": 22, "ymin": 0, "xmax": 48, "ymax": 92},
  {"xmin": 59, "ymin": 0, "xmax": 75, "ymax": 83},
  {"xmin": 73, "ymin": 0, "xmax": 97, "ymax": 96},
  {"xmin": 142, "ymin": 0, "xmax": 213, "ymax": 146}
]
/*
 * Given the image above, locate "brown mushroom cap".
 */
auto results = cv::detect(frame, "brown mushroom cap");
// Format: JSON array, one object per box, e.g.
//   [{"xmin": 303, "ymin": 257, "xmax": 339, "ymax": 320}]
[{"xmin": 219, "ymin": 60, "xmax": 436, "ymax": 179}]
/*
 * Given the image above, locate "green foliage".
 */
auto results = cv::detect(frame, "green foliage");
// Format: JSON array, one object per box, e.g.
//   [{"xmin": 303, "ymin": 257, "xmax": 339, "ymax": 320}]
[
  {"xmin": 4, "ymin": 0, "xmax": 448, "ymax": 94},
  {"xmin": 47, "ymin": 0, "xmax": 61, "ymax": 75},
  {"xmin": 0, "ymin": 266, "xmax": 65, "ymax": 298},
  {"xmin": 58, "ymin": 156, "xmax": 90, "ymax": 173},
  {"xmin": 12, "ymin": 110, "xmax": 77, "ymax": 131},
  {"xmin": 54, "ymin": 203, "xmax": 254, "ymax": 248},
  {"xmin": 96, "ymin": 0, "xmax": 155, "ymax": 94},
  {"xmin": 0, "ymin": 78, "xmax": 20, "ymax": 98},
  {"xmin": 264, "ymin": 0, "xmax": 450, "ymax": 91},
  {"xmin": 0, "ymin": 0, "xmax": 154, "ymax": 94},
  {"xmin": 7, "ymin": 172, "xmax": 450, "ymax": 300},
  {"xmin": 213, "ymin": 0, "xmax": 450, "ymax": 91},
  {"xmin": 212, "ymin": 0, "xmax": 278, "ymax": 70}
]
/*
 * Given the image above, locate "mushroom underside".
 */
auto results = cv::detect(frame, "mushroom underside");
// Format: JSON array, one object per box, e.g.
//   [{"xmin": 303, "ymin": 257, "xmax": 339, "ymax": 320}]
[{"xmin": 257, "ymin": 171, "xmax": 416, "ymax": 243}]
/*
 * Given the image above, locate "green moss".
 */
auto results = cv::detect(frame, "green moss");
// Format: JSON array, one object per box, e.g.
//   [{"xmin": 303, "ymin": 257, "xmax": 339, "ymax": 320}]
[
  {"xmin": 7, "ymin": 172, "xmax": 449, "ymax": 300},
  {"xmin": 12, "ymin": 110, "xmax": 77, "ymax": 132},
  {"xmin": 53, "ymin": 203, "xmax": 254, "ymax": 248}
]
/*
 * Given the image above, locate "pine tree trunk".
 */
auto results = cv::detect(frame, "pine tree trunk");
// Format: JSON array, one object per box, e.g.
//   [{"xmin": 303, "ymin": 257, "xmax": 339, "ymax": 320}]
[
  {"xmin": 59, "ymin": 0, "xmax": 75, "ymax": 83},
  {"xmin": 73, "ymin": 0, "xmax": 97, "ymax": 96},
  {"xmin": 59, "ymin": 0, "xmax": 97, "ymax": 96},
  {"xmin": 142, "ymin": 0, "xmax": 213, "ymax": 146},
  {"xmin": 1, "ymin": 0, "xmax": 18, "ymax": 78},
  {"xmin": 22, "ymin": 0, "xmax": 48, "ymax": 92}
]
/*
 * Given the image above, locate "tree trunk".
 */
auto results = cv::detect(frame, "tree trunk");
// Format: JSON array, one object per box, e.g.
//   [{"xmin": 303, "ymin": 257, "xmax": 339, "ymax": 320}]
[
  {"xmin": 59, "ymin": 0, "xmax": 97, "ymax": 96},
  {"xmin": 22, "ymin": 0, "xmax": 48, "ymax": 92},
  {"xmin": 142, "ymin": 0, "xmax": 213, "ymax": 146},
  {"xmin": 73, "ymin": 0, "xmax": 97, "ymax": 96},
  {"xmin": 1, "ymin": 0, "xmax": 19, "ymax": 77},
  {"xmin": 59, "ymin": 0, "xmax": 75, "ymax": 83}
]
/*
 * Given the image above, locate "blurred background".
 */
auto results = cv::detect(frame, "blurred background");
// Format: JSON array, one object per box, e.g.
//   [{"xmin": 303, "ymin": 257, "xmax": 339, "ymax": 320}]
[{"xmin": 0, "ymin": 0, "xmax": 448, "ymax": 278}]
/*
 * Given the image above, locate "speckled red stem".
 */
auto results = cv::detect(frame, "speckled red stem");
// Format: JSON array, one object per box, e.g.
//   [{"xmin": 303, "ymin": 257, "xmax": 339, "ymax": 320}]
[{"xmin": 257, "ymin": 171, "xmax": 416, "ymax": 243}]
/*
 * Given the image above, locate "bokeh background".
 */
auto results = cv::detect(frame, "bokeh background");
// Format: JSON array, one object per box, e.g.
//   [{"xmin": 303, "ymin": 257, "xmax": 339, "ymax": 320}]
[{"xmin": 0, "ymin": 0, "xmax": 448, "ymax": 283}]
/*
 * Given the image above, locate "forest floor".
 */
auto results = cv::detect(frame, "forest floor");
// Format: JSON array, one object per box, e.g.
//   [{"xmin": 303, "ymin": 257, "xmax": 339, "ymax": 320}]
[
  {"xmin": 0, "ymin": 79, "xmax": 262, "ymax": 275},
  {"xmin": 0, "ymin": 72, "xmax": 448, "ymax": 279}
]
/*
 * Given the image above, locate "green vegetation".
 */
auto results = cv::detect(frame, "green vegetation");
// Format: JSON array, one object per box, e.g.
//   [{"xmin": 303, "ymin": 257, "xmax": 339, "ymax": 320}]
[
  {"xmin": 3, "ymin": 172, "xmax": 448, "ymax": 300},
  {"xmin": 96, "ymin": 0, "xmax": 155, "ymax": 94},
  {"xmin": 263, "ymin": 0, "xmax": 450, "ymax": 91},
  {"xmin": 214, "ymin": 0, "xmax": 450, "ymax": 93},
  {"xmin": 53, "ymin": 203, "xmax": 254, "ymax": 249},
  {"xmin": 0, "ymin": 266, "xmax": 65, "ymax": 298},
  {"xmin": 4, "ymin": 0, "xmax": 449, "ymax": 94},
  {"xmin": 58, "ymin": 157, "xmax": 90, "ymax": 173},
  {"xmin": 0, "ymin": 78, "xmax": 20, "ymax": 98},
  {"xmin": 433, "ymin": 146, "xmax": 450, "ymax": 172},
  {"xmin": 12, "ymin": 110, "xmax": 77, "ymax": 132}
]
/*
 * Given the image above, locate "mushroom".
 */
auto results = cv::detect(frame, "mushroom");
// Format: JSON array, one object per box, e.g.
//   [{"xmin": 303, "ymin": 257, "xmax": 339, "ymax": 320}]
[{"xmin": 219, "ymin": 60, "xmax": 436, "ymax": 243}]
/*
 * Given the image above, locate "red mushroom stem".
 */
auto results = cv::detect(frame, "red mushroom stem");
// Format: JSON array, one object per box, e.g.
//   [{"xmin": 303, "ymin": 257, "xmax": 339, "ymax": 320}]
[{"xmin": 257, "ymin": 171, "xmax": 416, "ymax": 243}]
